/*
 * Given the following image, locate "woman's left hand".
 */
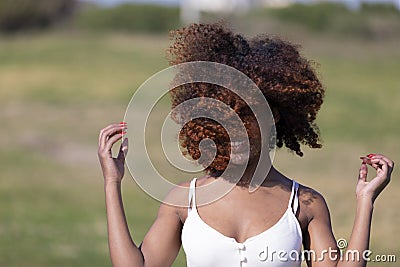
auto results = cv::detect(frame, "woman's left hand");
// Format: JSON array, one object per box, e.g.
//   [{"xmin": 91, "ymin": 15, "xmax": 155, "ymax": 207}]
[{"xmin": 356, "ymin": 154, "xmax": 394, "ymax": 203}]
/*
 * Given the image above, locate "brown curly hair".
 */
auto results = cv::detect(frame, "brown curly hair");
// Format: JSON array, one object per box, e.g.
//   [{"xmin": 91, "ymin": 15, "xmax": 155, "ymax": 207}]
[{"xmin": 167, "ymin": 23, "xmax": 324, "ymax": 178}]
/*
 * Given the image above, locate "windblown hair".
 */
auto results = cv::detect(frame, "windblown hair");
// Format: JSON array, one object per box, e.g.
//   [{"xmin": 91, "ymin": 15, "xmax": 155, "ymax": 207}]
[{"xmin": 167, "ymin": 23, "xmax": 324, "ymax": 176}]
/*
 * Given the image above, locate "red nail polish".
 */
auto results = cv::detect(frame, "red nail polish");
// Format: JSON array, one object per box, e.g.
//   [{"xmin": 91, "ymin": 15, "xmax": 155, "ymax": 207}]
[
  {"xmin": 367, "ymin": 154, "xmax": 375, "ymax": 158},
  {"xmin": 360, "ymin": 156, "xmax": 372, "ymax": 163},
  {"xmin": 119, "ymin": 122, "xmax": 127, "ymax": 125},
  {"xmin": 121, "ymin": 131, "xmax": 127, "ymax": 135}
]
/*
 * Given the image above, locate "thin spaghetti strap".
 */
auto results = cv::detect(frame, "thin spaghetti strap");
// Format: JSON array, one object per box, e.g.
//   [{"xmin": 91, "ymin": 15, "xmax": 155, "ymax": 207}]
[
  {"xmin": 288, "ymin": 180, "xmax": 299, "ymax": 213},
  {"xmin": 288, "ymin": 180, "xmax": 295, "ymax": 209},
  {"xmin": 188, "ymin": 178, "xmax": 197, "ymax": 213},
  {"xmin": 292, "ymin": 181, "xmax": 299, "ymax": 214}
]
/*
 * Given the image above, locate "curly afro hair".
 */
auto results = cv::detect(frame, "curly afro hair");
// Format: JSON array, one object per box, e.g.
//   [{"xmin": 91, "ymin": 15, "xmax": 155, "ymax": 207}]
[{"xmin": 167, "ymin": 23, "xmax": 324, "ymax": 177}]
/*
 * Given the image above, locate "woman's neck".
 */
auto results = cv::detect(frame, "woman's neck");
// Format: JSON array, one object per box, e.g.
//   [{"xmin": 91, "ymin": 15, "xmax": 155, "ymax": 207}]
[{"xmin": 214, "ymin": 156, "xmax": 278, "ymax": 188}]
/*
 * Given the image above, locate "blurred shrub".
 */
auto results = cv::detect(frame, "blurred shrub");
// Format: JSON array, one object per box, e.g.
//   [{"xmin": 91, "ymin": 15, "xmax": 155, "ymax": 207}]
[
  {"xmin": 360, "ymin": 2, "xmax": 400, "ymax": 15},
  {"xmin": 250, "ymin": 2, "xmax": 400, "ymax": 39},
  {"xmin": 266, "ymin": 2, "xmax": 349, "ymax": 32},
  {"xmin": 75, "ymin": 4, "xmax": 180, "ymax": 33},
  {"xmin": 0, "ymin": 0, "xmax": 76, "ymax": 32}
]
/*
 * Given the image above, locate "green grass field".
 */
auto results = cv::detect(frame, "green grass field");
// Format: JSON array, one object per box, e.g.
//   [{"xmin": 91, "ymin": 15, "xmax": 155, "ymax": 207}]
[{"xmin": 0, "ymin": 26, "xmax": 399, "ymax": 266}]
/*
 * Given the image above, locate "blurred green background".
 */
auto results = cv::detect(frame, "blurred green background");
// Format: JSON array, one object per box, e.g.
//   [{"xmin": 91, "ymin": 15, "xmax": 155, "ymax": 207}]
[{"xmin": 0, "ymin": 0, "xmax": 399, "ymax": 266}]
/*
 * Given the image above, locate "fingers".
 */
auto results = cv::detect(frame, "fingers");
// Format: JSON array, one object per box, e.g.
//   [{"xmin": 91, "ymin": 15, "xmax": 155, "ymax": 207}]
[
  {"xmin": 359, "ymin": 153, "xmax": 395, "ymax": 181},
  {"xmin": 357, "ymin": 154, "xmax": 393, "ymax": 202},
  {"xmin": 98, "ymin": 123, "xmax": 118, "ymax": 146},
  {"xmin": 370, "ymin": 154, "xmax": 394, "ymax": 174},
  {"xmin": 99, "ymin": 124, "xmax": 116, "ymax": 147},
  {"xmin": 358, "ymin": 162, "xmax": 368, "ymax": 182},
  {"xmin": 98, "ymin": 122, "xmax": 127, "ymax": 156},
  {"xmin": 99, "ymin": 122, "xmax": 127, "ymax": 145},
  {"xmin": 370, "ymin": 157, "xmax": 388, "ymax": 178},
  {"xmin": 117, "ymin": 137, "xmax": 129, "ymax": 160},
  {"xmin": 104, "ymin": 131, "xmax": 125, "ymax": 152},
  {"xmin": 363, "ymin": 154, "xmax": 394, "ymax": 175},
  {"xmin": 360, "ymin": 156, "xmax": 372, "ymax": 165}
]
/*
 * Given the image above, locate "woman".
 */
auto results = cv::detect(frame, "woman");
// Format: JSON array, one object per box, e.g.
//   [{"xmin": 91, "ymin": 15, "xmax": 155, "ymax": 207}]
[{"xmin": 98, "ymin": 23, "xmax": 394, "ymax": 267}]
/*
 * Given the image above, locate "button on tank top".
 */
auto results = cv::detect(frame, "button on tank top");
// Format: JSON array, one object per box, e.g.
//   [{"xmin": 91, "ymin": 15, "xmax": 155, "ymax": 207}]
[{"xmin": 181, "ymin": 178, "xmax": 303, "ymax": 267}]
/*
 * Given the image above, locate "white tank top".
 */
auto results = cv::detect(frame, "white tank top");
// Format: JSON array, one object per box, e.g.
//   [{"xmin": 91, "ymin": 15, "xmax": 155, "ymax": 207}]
[{"xmin": 181, "ymin": 178, "xmax": 303, "ymax": 267}]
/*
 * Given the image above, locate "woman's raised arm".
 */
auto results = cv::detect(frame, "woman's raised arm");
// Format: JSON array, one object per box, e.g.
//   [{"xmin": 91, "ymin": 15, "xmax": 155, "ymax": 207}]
[
  {"xmin": 98, "ymin": 123, "xmax": 182, "ymax": 267},
  {"xmin": 305, "ymin": 154, "xmax": 394, "ymax": 267}
]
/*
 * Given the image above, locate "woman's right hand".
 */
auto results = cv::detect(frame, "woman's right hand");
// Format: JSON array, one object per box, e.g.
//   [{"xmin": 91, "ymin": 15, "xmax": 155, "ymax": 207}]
[{"xmin": 98, "ymin": 122, "xmax": 128, "ymax": 184}]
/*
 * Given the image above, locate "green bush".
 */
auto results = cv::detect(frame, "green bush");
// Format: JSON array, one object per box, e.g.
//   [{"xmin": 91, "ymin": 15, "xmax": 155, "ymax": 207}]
[
  {"xmin": 360, "ymin": 2, "xmax": 400, "ymax": 15},
  {"xmin": 249, "ymin": 2, "xmax": 400, "ymax": 39},
  {"xmin": 75, "ymin": 4, "xmax": 180, "ymax": 33},
  {"xmin": 0, "ymin": 0, "xmax": 76, "ymax": 32},
  {"xmin": 266, "ymin": 2, "xmax": 349, "ymax": 32}
]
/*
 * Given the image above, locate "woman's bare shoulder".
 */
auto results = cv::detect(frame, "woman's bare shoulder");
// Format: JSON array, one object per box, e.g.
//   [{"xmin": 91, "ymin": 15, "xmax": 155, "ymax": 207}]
[
  {"xmin": 165, "ymin": 175, "xmax": 214, "ymax": 222},
  {"xmin": 163, "ymin": 180, "xmax": 193, "ymax": 205},
  {"xmin": 297, "ymin": 183, "xmax": 330, "ymax": 221},
  {"xmin": 297, "ymin": 183, "xmax": 325, "ymax": 206}
]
